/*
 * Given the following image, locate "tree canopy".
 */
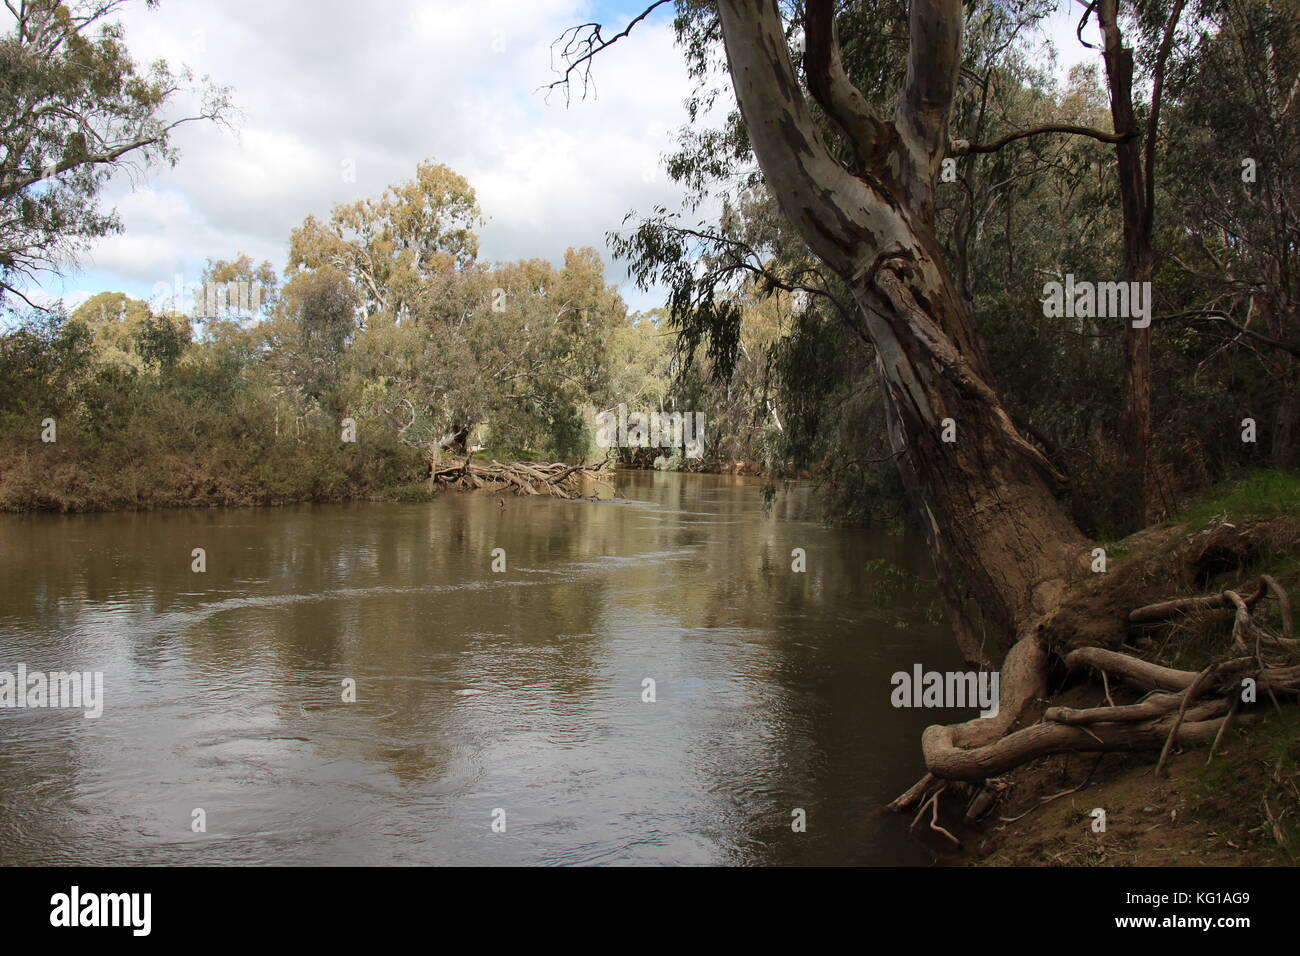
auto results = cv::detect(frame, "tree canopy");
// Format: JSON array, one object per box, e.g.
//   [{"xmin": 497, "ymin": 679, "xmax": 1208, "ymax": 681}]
[{"xmin": 0, "ymin": 0, "xmax": 230, "ymax": 307}]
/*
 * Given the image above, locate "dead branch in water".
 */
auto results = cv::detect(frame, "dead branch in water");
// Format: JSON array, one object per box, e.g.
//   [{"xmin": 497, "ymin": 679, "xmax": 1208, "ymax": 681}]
[{"xmin": 430, "ymin": 455, "xmax": 612, "ymax": 499}]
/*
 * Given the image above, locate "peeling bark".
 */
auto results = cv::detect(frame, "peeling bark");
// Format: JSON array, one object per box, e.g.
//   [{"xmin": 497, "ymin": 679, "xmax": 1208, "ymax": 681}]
[{"xmin": 717, "ymin": 0, "xmax": 1088, "ymax": 650}]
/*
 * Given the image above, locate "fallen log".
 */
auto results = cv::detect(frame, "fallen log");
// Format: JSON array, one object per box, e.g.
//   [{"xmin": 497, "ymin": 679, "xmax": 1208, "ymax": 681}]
[{"xmin": 430, "ymin": 456, "xmax": 611, "ymax": 499}]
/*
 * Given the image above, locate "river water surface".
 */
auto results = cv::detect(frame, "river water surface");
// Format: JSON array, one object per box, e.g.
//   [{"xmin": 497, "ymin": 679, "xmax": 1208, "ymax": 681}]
[{"xmin": 0, "ymin": 470, "xmax": 967, "ymax": 865}]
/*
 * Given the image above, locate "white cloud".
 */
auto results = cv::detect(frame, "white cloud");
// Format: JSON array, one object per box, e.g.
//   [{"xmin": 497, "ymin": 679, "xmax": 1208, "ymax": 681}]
[
  {"xmin": 37, "ymin": 0, "xmax": 697, "ymax": 313},
  {"xmin": 31, "ymin": 3, "xmax": 1106, "ymax": 317}
]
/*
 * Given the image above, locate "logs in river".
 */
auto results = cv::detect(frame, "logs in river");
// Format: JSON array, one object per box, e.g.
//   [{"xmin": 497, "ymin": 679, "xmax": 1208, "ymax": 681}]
[{"xmin": 429, "ymin": 455, "xmax": 612, "ymax": 499}]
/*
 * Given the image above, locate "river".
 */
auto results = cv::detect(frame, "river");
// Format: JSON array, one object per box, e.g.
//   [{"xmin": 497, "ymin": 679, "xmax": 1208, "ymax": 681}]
[{"xmin": 0, "ymin": 470, "xmax": 969, "ymax": 865}]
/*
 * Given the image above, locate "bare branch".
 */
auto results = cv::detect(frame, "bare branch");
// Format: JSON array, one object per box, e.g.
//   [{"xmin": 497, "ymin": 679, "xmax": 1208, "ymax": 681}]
[
  {"xmin": 1153, "ymin": 309, "xmax": 1300, "ymax": 358},
  {"xmin": 542, "ymin": 1, "xmax": 672, "ymax": 104},
  {"xmin": 1075, "ymin": 0, "xmax": 1101, "ymax": 50},
  {"xmin": 951, "ymin": 123, "xmax": 1136, "ymax": 156},
  {"xmin": 0, "ymin": 281, "xmax": 48, "ymax": 311}
]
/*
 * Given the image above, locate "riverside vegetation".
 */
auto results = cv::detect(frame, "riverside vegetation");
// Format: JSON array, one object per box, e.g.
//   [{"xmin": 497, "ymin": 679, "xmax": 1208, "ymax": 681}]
[{"xmin": 1, "ymin": 0, "xmax": 1298, "ymax": 863}]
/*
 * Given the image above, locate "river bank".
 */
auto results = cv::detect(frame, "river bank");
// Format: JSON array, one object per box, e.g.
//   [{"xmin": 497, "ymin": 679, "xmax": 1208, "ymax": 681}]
[
  {"xmin": 0, "ymin": 443, "xmax": 437, "ymax": 513},
  {"xmin": 0, "ymin": 447, "xmax": 783, "ymax": 514},
  {"xmin": 951, "ymin": 471, "xmax": 1300, "ymax": 866},
  {"xmin": 958, "ymin": 707, "xmax": 1298, "ymax": 865}
]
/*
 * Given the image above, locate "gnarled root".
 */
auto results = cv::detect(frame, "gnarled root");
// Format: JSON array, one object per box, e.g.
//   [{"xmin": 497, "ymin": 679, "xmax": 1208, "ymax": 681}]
[
  {"xmin": 890, "ymin": 578, "xmax": 1300, "ymax": 807},
  {"xmin": 921, "ymin": 704, "xmax": 1232, "ymax": 782},
  {"xmin": 1128, "ymin": 578, "xmax": 1267, "ymax": 624},
  {"xmin": 920, "ymin": 647, "xmax": 1296, "ymax": 783},
  {"xmin": 889, "ymin": 633, "xmax": 1049, "ymax": 806}
]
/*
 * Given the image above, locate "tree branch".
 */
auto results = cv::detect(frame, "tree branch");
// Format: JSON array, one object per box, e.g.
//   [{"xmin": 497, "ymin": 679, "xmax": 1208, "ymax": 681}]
[
  {"xmin": 1154, "ymin": 309, "xmax": 1300, "ymax": 358},
  {"xmin": 0, "ymin": 114, "xmax": 210, "ymax": 200},
  {"xmin": 542, "ymin": 1, "xmax": 672, "ymax": 104},
  {"xmin": 951, "ymin": 123, "xmax": 1137, "ymax": 156},
  {"xmin": 803, "ymin": 0, "xmax": 887, "ymax": 171},
  {"xmin": 0, "ymin": 280, "xmax": 48, "ymax": 311},
  {"xmin": 896, "ymin": 0, "xmax": 962, "ymax": 163}
]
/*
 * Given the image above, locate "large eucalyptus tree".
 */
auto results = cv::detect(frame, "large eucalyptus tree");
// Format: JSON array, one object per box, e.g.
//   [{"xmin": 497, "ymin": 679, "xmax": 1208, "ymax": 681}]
[
  {"xmin": 548, "ymin": 0, "xmax": 1246, "ymax": 786},
  {"xmin": 715, "ymin": 0, "xmax": 1108, "ymax": 779}
]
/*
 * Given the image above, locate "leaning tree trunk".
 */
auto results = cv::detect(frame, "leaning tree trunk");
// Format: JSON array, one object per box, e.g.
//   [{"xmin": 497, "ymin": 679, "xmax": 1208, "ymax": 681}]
[
  {"xmin": 716, "ymin": 0, "xmax": 1091, "ymax": 755},
  {"xmin": 849, "ymin": 230, "xmax": 1089, "ymax": 635}
]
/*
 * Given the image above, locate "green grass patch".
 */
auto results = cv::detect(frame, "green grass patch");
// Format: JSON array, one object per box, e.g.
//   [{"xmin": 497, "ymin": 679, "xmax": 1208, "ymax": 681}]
[{"xmin": 1173, "ymin": 470, "xmax": 1300, "ymax": 528}]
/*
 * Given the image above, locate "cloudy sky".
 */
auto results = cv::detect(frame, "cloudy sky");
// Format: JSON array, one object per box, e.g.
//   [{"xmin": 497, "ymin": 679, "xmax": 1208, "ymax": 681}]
[{"xmin": 30, "ymin": 0, "xmax": 1101, "ymax": 316}]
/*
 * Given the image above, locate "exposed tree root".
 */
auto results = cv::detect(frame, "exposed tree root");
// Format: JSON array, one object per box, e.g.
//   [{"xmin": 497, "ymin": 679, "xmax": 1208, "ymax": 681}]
[
  {"xmin": 887, "ymin": 772, "xmax": 937, "ymax": 813},
  {"xmin": 1128, "ymin": 578, "xmax": 1267, "ymax": 625},
  {"xmin": 1154, "ymin": 664, "xmax": 1216, "ymax": 776},
  {"xmin": 908, "ymin": 784, "xmax": 963, "ymax": 847},
  {"xmin": 1262, "ymin": 574, "xmax": 1295, "ymax": 641},
  {"xmin": 1206, "ymin": 694, "xmax": 1241, "ymax": 766},
  {"xmin": 921, "ymin": 704, "xmax": 1233, "ymax": 782},
  {"xmin": 430, "ymin": 456, "xmax": 612, "ymax": 499},
  {"xmin": 1064, "ymin": 646, "xmax": 1199, "ymax": 692},
  {"xmin": 891, "ymin": 572, "xmax": 1299, "ymax": 808}
]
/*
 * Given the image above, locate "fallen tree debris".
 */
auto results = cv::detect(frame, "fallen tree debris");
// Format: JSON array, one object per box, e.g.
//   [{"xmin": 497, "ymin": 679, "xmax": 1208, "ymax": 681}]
[{"xmin": 430, "ymin": 456, "xmax": 612, "ymax": 499}]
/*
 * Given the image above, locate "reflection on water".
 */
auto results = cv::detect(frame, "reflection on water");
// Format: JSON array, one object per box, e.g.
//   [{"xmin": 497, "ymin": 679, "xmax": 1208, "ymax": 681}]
[{"xmin": 0, "ymin": 470, "xmax": 968, "ymax": 865}]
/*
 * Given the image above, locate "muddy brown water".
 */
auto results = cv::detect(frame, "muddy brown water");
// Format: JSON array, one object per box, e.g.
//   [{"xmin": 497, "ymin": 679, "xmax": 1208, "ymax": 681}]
[{"xmin": 0, "ymin": 470, "xmax": 971, "ymax": 865}]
